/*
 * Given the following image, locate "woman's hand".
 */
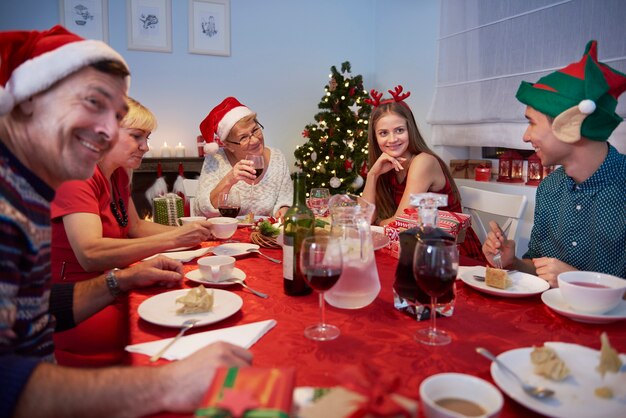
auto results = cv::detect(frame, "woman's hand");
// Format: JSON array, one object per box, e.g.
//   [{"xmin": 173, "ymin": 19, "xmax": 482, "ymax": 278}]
[
  {"xmin": 171, "ymin": 221, "xmax": 214, "ymax": 247},
  {"xmin": 482, "ymin": 221, "xmax": 516, "ymax": 268},
  {"xmin": 368, "ymin": 153, "xmax": 406, "ymax": 177},
  {"xmin": 229, "ymin": 159, "xmax": 256, "ymax": 185}
]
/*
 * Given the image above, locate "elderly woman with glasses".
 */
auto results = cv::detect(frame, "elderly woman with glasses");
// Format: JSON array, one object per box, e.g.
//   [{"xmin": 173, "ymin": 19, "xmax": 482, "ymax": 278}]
[{"xmin": 196, "ymin": 97, "xmax": 293, "ymax": 218}]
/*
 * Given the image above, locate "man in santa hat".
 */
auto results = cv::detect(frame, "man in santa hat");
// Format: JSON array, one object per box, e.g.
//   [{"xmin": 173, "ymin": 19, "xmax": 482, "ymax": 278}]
[
  {"xmin": 483, "ymin": 40, "xmax": 626, "ymax": 286},
  {"xmin": 0, "ymin": 26, "xmax": 251, "ymax": 417}
]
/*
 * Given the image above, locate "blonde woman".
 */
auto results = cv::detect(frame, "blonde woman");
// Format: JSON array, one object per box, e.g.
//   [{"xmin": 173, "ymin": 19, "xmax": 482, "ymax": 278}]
[{"xmin": 50, "ymin": 97, "xmax": 213, "ymax": 367}]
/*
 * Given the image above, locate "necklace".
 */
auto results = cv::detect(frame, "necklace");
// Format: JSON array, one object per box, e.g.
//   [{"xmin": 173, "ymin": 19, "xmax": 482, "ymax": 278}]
[{"xmin": 110, "ymin": 181, "xmax": 128, "ymax": 227}]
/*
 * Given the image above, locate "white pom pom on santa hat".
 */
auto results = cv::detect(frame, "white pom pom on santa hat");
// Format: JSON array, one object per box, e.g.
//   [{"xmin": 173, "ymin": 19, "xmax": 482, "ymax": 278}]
[
  {"xmin": 203, "ymin": 142, "xmax": 219, "ymax": 155},
  {"xmin": 578, "ymin": 99, "xmax": 596, "ymax": 114}
]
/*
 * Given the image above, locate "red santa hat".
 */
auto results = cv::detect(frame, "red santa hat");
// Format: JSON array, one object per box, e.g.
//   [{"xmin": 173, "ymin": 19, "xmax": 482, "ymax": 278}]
[
  {"xmin": 0, "ymin": 25, "xmax": 130, "ymax": 116},
  {"xmin": 199, "ymin": 97, "xmax": 254, "ymax": 154}
]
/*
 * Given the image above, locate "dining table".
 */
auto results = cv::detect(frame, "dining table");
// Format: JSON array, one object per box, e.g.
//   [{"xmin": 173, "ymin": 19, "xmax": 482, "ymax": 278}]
[{"xmin": 127, "ymin": 228, "xmax": 626, "ymax": 418}]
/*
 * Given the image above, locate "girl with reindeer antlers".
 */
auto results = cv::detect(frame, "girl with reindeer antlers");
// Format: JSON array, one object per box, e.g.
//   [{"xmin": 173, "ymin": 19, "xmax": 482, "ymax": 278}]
[{"xmin": 362, "ymin": 85, "xmax": 485, "ymax": 261}]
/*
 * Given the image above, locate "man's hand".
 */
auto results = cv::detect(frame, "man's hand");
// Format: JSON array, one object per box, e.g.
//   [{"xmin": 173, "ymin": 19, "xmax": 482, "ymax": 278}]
[
  {"xmin": 482, "ymin": 220, "xmax": 516, "ymax": 268},
  {"xmin": 532, "ymin": 257, "xmax": 576, "ymax": 287},
  {"xmin": 117, "ymin": 257, "xmax": 184, "ymax": 292}
]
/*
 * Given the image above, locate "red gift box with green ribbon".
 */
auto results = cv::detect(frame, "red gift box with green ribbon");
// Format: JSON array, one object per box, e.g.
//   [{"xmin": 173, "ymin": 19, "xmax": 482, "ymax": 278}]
[{"xmin": 195, "ymin": 367, "xmax": 296, "ymax": 418}]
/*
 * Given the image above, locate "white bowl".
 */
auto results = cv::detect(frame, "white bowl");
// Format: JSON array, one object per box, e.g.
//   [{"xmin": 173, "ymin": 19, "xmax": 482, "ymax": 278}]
[
  {"xmin": 207, "ymin": 217, "xmax": 238, "ymax": 240},
  {"xmin": 557, "ymin": 271, "xmax": 626, "ymax": 314},
  {"xmin": 197, "ymin": 255, "xmax": 235, "ymax": 282},
  {"xmin": 420, "ymin": 373, "xmax": 503, "ymax": 418}
]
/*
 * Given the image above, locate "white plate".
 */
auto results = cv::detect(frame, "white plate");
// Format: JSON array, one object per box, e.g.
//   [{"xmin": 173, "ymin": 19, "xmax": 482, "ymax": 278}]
[
  {"xmin": 138, "ymin": 288, "xmax": 243, "ymax": 328},
  {"xmin": 211, "ymin": 243, "xmax": 259, "ymax": 257},
  {"xmin": 458, "ymin": 266, "xmax": 549, "ymax": 297},
  {"xmin": 491, "ymin": 342, "xmax": 626, "ymax": 418},
  {"xmin": 185, "ymin": 267, "xmax": 247, "ymax": 286},
  {"xmin": 542, "ymin": 288, "xmax": 626, "ymax": 324},
  {"xmin": 144, "ymin": 247, "xmax": 211, "ymax": 262},
  {"xmin": 236, "ymin": 215, "xmax": 265, "ymax": 227}
]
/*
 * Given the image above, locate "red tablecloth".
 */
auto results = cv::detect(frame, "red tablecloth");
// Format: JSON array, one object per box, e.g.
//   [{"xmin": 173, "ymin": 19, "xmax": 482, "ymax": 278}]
[{"xmin": 128, "ymin": 230, "xmax": 626, "ymax": 417}]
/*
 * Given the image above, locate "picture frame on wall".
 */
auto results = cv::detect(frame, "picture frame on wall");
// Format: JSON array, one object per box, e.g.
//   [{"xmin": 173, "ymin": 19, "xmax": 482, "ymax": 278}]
[
  {"xmin": 59, "ymin": 0, "xmax": 108, "ymax": 42},
  {"xmin": 127, "ymin": 0, "xmax": 172, "ymax": 52},
  {"xmin": 188, "ymin": 0, "xmax": 231, "ymax": 56}
]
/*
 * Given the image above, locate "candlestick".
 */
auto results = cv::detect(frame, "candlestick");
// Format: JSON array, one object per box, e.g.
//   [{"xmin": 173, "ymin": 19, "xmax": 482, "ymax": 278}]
[
  {"xmin": 160, "ymin": 142, "xmax": 172, "ymax": 158},
  {"xmin": 174, "ymin": 142, "xmax": 186, "ymax": 157}
]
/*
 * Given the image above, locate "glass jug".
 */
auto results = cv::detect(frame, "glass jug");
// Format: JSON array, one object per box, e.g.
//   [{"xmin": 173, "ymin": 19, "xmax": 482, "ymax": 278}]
[{"xmin": 324, "ymin": 194, "xmax": 380, "ymax": 309}]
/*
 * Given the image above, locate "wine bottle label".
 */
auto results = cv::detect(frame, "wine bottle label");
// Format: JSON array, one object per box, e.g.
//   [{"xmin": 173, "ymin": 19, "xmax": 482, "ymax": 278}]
[{"xmin": 283, "ymin": 236, "xmax": 294, "ymax": 281}]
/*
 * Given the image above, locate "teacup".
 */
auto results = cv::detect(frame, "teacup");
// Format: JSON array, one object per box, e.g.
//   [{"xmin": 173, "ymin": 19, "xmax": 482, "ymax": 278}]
[
  {"xmin": 197, "ymin": 255, "xmax": 235, "ymax": 282},
  {"xmin": 207, "ymin": 217, "xmax": 238, "ymax": 240},
  {"xmin": 558, "ymin": 271, "xmax": 626, "ymax": 315},
  {"xmin": 419, "ymin": 373, "xmax": 503, "ymax": 418},
  {"xmin": 177, "ymin": 216, "xmax": 206, "ymax": 226}
]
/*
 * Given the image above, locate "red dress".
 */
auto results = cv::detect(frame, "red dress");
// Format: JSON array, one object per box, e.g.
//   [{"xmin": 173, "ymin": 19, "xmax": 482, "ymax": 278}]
[
  {"xmin": 388, "ymin": 169, "xmax": 486, "ymax": 262},
  {"xmin": 50, "ymin": 166, "xmax": 131, "ymax": 367}
]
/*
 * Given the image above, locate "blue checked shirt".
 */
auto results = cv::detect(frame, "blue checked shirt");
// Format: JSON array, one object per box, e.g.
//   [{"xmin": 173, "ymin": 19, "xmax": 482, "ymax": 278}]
[{"xmin": 524, "ymin": 144, "xmax": 626, "ymax": 278}]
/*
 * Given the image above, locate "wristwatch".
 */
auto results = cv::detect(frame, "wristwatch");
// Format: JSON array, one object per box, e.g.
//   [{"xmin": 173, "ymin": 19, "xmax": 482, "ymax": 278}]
[{"xmin": 105, "ymin": 268, "xmax": 123, "ymax": 298}]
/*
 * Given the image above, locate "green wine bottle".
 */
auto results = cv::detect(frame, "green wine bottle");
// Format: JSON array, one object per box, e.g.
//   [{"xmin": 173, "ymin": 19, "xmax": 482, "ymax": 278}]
[{"xmin": 283, "ymin": 172, "xmax": 314, "ymax": 296}]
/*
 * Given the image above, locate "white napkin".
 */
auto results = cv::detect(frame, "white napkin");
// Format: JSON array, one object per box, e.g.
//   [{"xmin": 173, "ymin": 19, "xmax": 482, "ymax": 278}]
[{"xmin": 125, "ymin": 319, "xmax": 276, "ymax": 360}]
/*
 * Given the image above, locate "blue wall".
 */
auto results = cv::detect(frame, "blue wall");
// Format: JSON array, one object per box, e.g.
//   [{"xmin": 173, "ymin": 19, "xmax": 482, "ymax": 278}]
[{"xmin": 0, "ymin": 0, "xmax": 439, "ymax": 168}]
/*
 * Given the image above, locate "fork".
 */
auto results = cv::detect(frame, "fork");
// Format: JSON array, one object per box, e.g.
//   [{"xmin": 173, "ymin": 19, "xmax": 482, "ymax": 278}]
[
  {"xmin": 149, "ymin": 318, "xmax": 198, "ymax": 362},
  {"xmin": 246, "ymin": 247, "xmax": 282, "ymax": 263},
  {"xmin": 492, "ymin": 252, "xmax": 503, "ymax": 269}
]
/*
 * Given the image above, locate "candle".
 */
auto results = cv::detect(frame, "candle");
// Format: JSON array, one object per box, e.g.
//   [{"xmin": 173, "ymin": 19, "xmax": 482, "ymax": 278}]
[
  {"xmin": 175, "ymin": 142, "xmax": 186, "ymax": 157},
  {"xmin": 160, "ymin": 142, "xmax": 172, "ymax": 158}
]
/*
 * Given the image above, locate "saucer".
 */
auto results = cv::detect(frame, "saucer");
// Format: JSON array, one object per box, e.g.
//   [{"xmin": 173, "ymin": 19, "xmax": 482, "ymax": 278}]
[
  {"xmin": 185, "ymin": 267, "xmax": 246, "ymax": 286},
  {"xmin": 541, "ymin": 288, "xmax": 626, "ymax": 324}
]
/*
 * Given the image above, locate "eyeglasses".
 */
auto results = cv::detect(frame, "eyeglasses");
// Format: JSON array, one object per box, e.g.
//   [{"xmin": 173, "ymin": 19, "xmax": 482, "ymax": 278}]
[{"xmin": 226, "ymin": 121, "xmax": 264, "ymax": 147}]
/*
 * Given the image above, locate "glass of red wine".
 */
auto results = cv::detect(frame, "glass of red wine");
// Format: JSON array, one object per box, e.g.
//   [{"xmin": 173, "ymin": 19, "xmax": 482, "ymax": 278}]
[
  {"xmin": 217, "ymin": 190, "xmax": 241, "ymax": 218},
  {"xmin": 412, "ymin": 238, "xmax": 459, "ymax": 346},
  {"xmin": 299, "ymin": 235, "xmax": 343, "ymax": 341},
  {"xmin": 246, "ymin": 154, "xmax": 265, "ymax": 183}
]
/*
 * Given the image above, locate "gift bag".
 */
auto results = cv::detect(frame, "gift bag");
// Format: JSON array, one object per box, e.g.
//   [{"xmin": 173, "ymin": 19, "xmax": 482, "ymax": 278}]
[{"xmin": 153, "ymin": 193, "xmax": 184, "ymax": 225}]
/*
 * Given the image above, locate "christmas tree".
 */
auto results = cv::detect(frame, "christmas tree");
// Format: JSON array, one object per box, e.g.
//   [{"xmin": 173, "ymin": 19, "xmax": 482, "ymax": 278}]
[{"xmin": 294, "ymin": 61, "xmax": 372, "ymax": 195}]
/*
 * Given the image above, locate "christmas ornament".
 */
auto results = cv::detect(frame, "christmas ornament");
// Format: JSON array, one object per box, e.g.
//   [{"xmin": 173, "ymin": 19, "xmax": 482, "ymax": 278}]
[
  {"xmin": 302, "ymin": 129, "xmax": 309, "ymax": 138},
  {"xmin": 330, "ymin": 176, "xmax": 341, "ymax": 188},
  {"xmin": 350, "ymin": 175, "xmax": 364, "ymax": 190},
  {"xmin": 344, "ymin": 159, "xmax": 353, "ymax": 172},
  {"xmin": 328, "ymin": 77, "xmax": 337, "ymax": 92},
  {"xmin": 360, "ymin": 161, "xmax": 369, "ymax": 178},
  {"xmin": 311, "ymin": 151, "xmax": 317, "ymax": 162},
  {"xmin": 349, "ymin": 86, "xmax": 355, "ymax": 96}
]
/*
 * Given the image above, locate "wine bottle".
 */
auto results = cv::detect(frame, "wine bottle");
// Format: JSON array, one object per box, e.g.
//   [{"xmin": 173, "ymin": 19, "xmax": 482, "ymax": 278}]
[
  {"xmin": 282, "ymin": 172, "xmax": 314, "ymax": 296},
  {"xmin": 393, "ymin": 193, "xmax": 456, "ymax": 320}
]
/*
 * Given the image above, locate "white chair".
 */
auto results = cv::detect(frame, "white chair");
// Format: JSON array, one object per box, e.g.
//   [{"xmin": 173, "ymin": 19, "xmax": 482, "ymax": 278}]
[
  {"xmin": 182, "ymin": 179, "xmax": 199, "ymax": 216},
  {"xmin": 459, "ymin": 186, "xmax": 528, "ymax": 244}
]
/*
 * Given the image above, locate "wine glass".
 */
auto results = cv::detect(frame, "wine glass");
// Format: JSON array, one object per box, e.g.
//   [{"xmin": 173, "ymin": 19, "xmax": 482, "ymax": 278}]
[
  {"xmin": 412, "ymin": 238, "xmax": 459, "ymax": 346},
  {"xmin": 299, "ymin": 236, "xmax": 343, "ymax": 341},
  {"xmin": 308, "ymin": 188, "xmax": 330, "ymax": 217},
  {"xmin": 245, "ymin": 154, "xmax": 265, "ymax": 184},
  {"xmin": 217, "ymin": 190, "xmax": 241, "ymax": 218}
]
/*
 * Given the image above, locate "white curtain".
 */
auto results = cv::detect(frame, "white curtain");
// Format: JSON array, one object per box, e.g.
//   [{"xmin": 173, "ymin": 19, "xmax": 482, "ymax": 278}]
[{"xmin": 428, "ymin": 0, "xmax": 626, "ymax": 152}]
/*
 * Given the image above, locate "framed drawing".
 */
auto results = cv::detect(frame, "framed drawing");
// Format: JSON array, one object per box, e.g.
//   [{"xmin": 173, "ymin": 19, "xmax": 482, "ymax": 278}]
[
  {"xmin": 127, "ymin": 0, "xmax": 172, "ymax": 52},
  {"xmin": 189, "ymin": 0, "xmax": 231, "ymax": 56},
  {"xmin": 60, "ymin": 0, "xmax": 108, "ymax": 42}
]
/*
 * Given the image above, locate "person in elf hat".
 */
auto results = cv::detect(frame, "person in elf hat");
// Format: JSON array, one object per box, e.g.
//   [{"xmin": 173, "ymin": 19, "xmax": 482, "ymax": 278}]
[
  {"xmin": 362, "ymin": 85, "xmax": 486, "ymax": 261},
  {"xmin": 196, "ymin": 96, "xmax": 293, "ymax": 218},
  {"xmin": 483, "ymin": 40, "xmax": 626, "ymax": 286},
  {"xmin": 0, "ymin": 26, "xmax": 251, "ymax": 417},
  {"xmin": 49, "ymin": 97, "xmax": 215, "ymax": 368}
]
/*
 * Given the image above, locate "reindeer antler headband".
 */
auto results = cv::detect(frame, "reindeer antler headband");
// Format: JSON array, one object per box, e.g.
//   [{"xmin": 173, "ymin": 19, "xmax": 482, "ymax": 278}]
[{"xmin": 364, "ymin": 85, "xmax": 411, "ymax": 107}]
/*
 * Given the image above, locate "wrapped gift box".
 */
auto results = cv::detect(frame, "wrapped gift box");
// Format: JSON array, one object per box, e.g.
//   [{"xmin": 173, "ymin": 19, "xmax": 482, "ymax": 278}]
[
  {"xmin": 467, "ymin": 159, "xmax": 492, "ymax": 180},
  {"xmin": 449, "ymin": 159, "xmax": 469, "ymax": 179},
  {"xmin": 195, "ymin": 367, "xmax": 295, "ymax": 418},
  {"xmin": 153, "ymin": 193, "xmax": 184, "ymax": 225},
  {"xmin": 383, "ymin": 209, "xmax": 471, "ymax": 259}
]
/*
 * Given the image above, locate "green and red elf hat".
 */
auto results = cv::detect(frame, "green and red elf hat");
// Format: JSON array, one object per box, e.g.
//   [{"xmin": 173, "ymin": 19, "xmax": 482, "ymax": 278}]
[{"xmin": 516, "ymin": 40, "xmax": 626, "ymax": 143}]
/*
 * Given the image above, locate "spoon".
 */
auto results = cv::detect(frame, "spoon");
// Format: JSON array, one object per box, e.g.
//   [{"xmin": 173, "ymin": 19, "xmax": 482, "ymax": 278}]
[
  {"xmin": 476, "ymin": 347, "xmax": 555, "ymax": 399},
  {"xmin": 150, "ymin": 319, "xmax": 199, "ymax": 362},
  {"xmin": 246, "ymin": 247, "xmax": 281, "ymax": 263},
  {"xmin": 229, "ymin": 278, "xmax": 269, "ymax": 299}
]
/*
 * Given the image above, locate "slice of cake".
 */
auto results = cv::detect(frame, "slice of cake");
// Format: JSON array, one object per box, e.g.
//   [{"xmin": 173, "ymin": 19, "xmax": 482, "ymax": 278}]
[{"xmin": 485, "ymin": 267, "xmax": 510, "ymax": 289}]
